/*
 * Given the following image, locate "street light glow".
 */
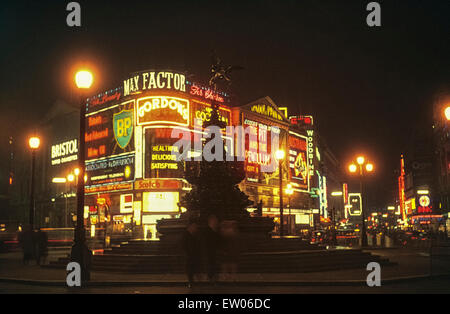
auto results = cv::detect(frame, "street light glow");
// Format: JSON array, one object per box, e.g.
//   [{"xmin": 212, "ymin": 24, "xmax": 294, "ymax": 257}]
[
  {"xmin": 67, "ymin": 174, "xmax": 75, "ymax": 182},
  {"xmin": 366, "ymin": 163, "xmax": 374, "ymax": 172},
  {"xmin": 75, "ymin": 70, "xmax": 93, "ymax": 89},
  {"xmin": 445, "ymin": 106, "xmax": 450, "ymax": 121},
  {"xmin": 74, "ymin": 168, "xmax": 80, "ymax": 176},
  {"xmin": 349, "ymin": 164, "xmax": 357, "ymax": 173},
  {"xmin": 28, "ymin": 136, "xmax": 40, "ymax": 149},
  {"xmin": 275, "ymin": 149, "xmax": 285, "ymax": 160},
  {"xmin": 356, "ymin": 156, "xmax": 365, "ymax": 165}
]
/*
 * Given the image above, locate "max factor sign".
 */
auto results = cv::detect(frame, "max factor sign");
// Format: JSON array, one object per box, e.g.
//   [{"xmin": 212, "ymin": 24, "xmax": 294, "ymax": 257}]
[
  {"xmin": 123, "ymin": 71, "xmax": 186, "ymax": 96},
  {"xmin": 51, "ymin": 139, "xmax": 78, "ymax": 165}
]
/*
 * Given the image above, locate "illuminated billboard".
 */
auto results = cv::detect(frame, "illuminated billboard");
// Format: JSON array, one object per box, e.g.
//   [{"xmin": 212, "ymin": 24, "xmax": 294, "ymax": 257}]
[
  {"xmin": 348, "ymin": 193, "xmax": 362, "ymax": 216},
  {"xmin": 144, "ymin": 128, "xmax": 184, "ymax": 179},
  {"xmin": 51, "ymin": 138, "xmax": 78, "ymax": 166},
  {"xmin": 243, "ymin": 118, "xmax": 272, "ymax": 183},
  {"xmin": 85, "ymin": 100, "xmax": 135, "ymax": 160},
  {"xmin": 85, "ymin": 153, "xmax": 135, "ymax": 186},
  {"xmin": 288, "ymin": 132, "xmax": 309, "ymax": 191}
]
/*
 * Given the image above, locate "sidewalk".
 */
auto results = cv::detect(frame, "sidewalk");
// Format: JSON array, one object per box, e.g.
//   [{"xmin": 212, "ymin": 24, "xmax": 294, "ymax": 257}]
[{"xmin": 1, "ymin": 249, "xmax": 449, "ymax": 287}]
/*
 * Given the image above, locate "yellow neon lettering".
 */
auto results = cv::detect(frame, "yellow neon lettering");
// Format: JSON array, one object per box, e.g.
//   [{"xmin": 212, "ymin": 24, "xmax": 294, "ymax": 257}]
[{"xmin": 157, "ymin": 72, "xmax": 165, "ymax": 88}]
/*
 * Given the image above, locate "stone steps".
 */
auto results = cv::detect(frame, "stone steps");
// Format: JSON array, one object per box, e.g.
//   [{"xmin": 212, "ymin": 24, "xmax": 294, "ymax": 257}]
[{"xmin": 47, "ymin": 248, "xmax": 393, "ymax": 274}]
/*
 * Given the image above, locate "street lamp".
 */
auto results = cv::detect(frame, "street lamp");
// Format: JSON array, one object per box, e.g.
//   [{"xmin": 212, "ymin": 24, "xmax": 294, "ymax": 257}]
[
  {"xmin": 445, "ymin": 106, "xmax": 450, "ymax": 121},
  {"xmin": 348, "ymin": 155, "xmax": 374, "ymax": 247},
  {"xmin": 71, "ymin": 69, "xmax": 94, "ymax": 283},
  {"xmin": 28, "ymin": 136, "xmax": 40, "ymax": 229},
  {"xmin": 276, "ymin": 149, "xmax": 285, "ymax": 237}
]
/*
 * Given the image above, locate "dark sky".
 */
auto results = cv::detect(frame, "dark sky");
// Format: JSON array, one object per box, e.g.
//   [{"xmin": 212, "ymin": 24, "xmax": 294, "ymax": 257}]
[{"xmin": 1, "ymin": 0, "xmax": 449, "ymax": 207}]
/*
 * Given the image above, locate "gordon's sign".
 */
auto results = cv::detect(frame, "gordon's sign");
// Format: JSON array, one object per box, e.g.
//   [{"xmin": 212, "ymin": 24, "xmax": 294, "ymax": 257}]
[
  {"xmin": 123, "ymin": 71, "xmax": 186, "ymax": 96},
  {"xmin": 137, "ymin": 96, "xmax": 189, "ymax": 126}
]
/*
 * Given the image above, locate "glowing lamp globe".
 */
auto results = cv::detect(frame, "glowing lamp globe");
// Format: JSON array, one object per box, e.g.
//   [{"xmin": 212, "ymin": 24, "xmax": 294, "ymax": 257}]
[
  {"xmin": 356, "ymin": 156, "xmax": 365, "ymax": 165},
  {"xmin": 366, "ymin": 163, "xmax": 374, "ymax": 172},
  {"xmin": 29, "ymin": 137, "xmax": 40, "ymax": 149},
  {"xmin": 75, "ymin": 70, "xmax": 93, "ymax": 89},
  {"xmin": 67, "ymin": 174, "xmax": 75, "ymax": 182},
  {"xmin": 445, "ymin": 106, "xmax": 450, "ymax": 121},
  {"xmin": 275, "ymin": 150, "xmax": 285, "ymax": 160},
  {"xmin": 349, "ymin": 164, "xmax": 357, "ymax": 173}
]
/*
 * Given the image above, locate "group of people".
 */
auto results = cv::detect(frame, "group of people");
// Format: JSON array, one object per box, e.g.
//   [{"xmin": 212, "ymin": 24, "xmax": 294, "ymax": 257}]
[
  {"xmin": 17, "ymin": 225, "xmax": 48, "ymax": 265},
  {"xmin": 182, "ymin": 215, "xmax": 240, "ymax": 287}
]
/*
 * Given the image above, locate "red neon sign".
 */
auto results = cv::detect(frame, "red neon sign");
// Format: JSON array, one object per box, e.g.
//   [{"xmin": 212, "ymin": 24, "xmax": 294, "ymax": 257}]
[
  {"xmin": 190, "ymin": 84, "xmax": 224, "ymax": 103},
  {"xmin": 89, "ymin": 92, "xmax": 121, "ymax": 107}
]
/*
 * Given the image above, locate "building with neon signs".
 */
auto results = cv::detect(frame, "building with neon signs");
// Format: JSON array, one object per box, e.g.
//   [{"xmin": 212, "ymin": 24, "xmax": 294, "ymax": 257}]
[{"xmin": 7, "ymin": 69, "xmax": 344, "ymax": 240}]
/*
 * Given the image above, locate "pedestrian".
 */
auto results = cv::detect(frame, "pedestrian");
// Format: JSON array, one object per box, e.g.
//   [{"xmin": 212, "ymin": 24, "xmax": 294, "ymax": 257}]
[
  {"xmin": 35, "ymin": 228, "xmax": 48, "ymax": 265},
  {"xmin": 203, "ymin": 214, "xmax": 220, "ymax": 283},
  {"xmin": 182, "ymin": 220, "xmax": 202, "ymax": 288},
  {"xmin": 219, "ymin": 220, "xmax": 240, "ymax": 281},
  {"xmin": 18, "ymin": 224, "xmax": 34, "ymax": 265}
]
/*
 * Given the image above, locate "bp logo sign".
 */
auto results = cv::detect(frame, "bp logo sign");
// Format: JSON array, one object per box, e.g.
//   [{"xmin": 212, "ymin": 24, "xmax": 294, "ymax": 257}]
[{"xmin": 113, "ymin": 109, "xmax": 134, "ymax": 149}]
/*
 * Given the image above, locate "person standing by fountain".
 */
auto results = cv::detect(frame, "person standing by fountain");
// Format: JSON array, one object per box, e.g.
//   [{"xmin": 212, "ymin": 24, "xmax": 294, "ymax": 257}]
[
  {"xmin": 204, "ymin": 214, "xmax": 220, "ymax": 283},
  {"xmin": 182, "ymin": 219, "xmax": 202, "ymax": 288}
]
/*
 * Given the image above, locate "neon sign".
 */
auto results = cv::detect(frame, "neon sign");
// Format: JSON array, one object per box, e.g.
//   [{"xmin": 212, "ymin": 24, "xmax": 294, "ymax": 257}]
[
  {"xmin": 145, "ymin": 128, "xmax": 184, "ymax": 179},
  {"xmin": 288, "ymin": 133, "xmax": 309, "ymax": 192},
  {"xmin": 306, "ymin": 129, "xmax": 315, "ymax": 175},
  {"xmin": 250, "ymin": 104, "xmax": 284, "ymax": 121},
  {"xmin": 134, "ymin": 179, "xmax": 181, "ymax": 190},
  {"xmin": 289, "ymin": 115, "xmax": 314, "ymax": 126},
  {"xmin": 87, "ymin": 89, "xmax": 122, "ymax": 113},
  {"xmin": 51, "ymin": 139, "xmax": 78, "ymax": 165},
  {"xmin": 123, "ymin": 71, "xmax": 186, "ymax": 96},
  {"xmin": 190, "ymin": 84, "xmax": 224, "ymax": 103},
  {"xmin": 85, "ymin": 182, "xmax": 133, "ymax": 194},
  {"xmin": 192, "ymin": 101, "xmax": 231, "ymax": 128},
  {"xmin": 85, "ymin": 154, "xmax": 135, "ymax": 186},
  {"xmin": 85, "ymin": 101, "xmax": 135, "ymax": 160},
  {"xmin": 137, "ymin": 96, "xmax": 189, "ymax": 126},
  {"xmin": 88, "ymin": 91, "xmax": 121, "ymax": 109},
  {"xmin": 418, "ymin": 195, "xmax": 430, "ymax": 207}
]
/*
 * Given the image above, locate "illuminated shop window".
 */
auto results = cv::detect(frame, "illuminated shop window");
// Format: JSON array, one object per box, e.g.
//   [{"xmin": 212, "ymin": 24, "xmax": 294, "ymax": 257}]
[{"xmin": 142, "ymin": 192, "xmax": 179, "ymax": 212}]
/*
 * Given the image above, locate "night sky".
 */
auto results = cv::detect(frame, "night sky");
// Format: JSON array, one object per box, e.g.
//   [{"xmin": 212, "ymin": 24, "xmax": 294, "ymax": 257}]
[{"xmin": 1, "ymin": 0, "xmax": 449, "ymax": 207}]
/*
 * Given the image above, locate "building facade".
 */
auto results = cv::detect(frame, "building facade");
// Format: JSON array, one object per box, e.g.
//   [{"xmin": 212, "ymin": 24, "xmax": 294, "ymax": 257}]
[{"xmin": 8, "ymin": 69, "xmax": 343, "ymax": 240}]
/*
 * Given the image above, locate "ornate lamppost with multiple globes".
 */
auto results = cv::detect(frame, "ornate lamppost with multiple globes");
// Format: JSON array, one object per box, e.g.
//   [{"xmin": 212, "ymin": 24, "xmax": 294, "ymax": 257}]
[
  {"xmin": 349, "ymin": 156, "xmax": 373, "ymax": 247},
  {"xmin": 70, "ymin": 70, "xmax": 93, "ymax": 282}
]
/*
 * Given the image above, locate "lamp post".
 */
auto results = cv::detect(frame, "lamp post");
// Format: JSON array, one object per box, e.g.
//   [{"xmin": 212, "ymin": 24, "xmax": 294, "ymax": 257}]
[
  {"xmin": 330, "ymin": 191, "xmax": 343, "ymax": 246},
  {"xmin": 28, "ymin": 136, "xmax": 40, "ymax": 229},
  {"xmin": 276, "ymin": 149, "xmax": 285, "ymax": 237},
  {"xmin": 285, "ymin": 183, "xmax": 294, "ymax": 235},
  {"xmin": 349, "ymin": 156, "xmax": 374, "ymax": 247},
  {"xmin": 71, "ymin": 69, "xmax": 93, "ymax": 282},
  {"xmin": 66, "ymin": 173, "xmax": 76, "ymax": 228}
]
